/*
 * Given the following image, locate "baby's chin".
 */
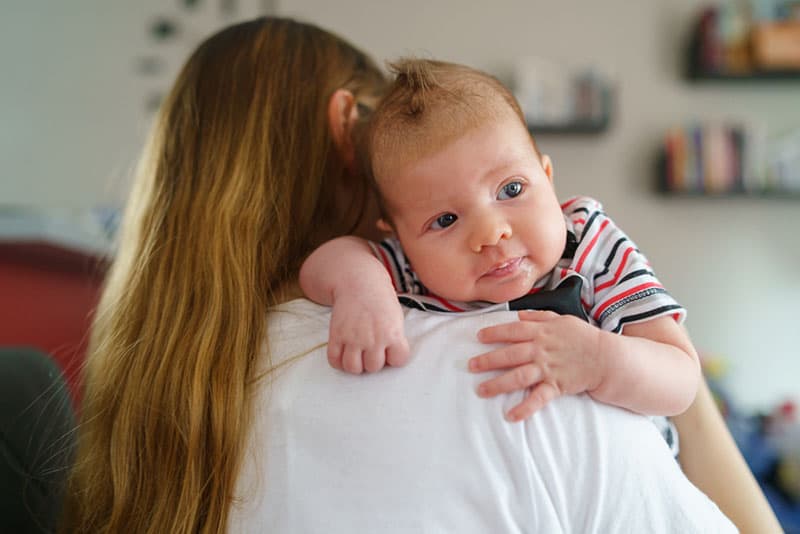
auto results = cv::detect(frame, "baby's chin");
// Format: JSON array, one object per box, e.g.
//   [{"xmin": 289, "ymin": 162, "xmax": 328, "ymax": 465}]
[
  {"xmin": 440, "ymin": 286, "xmax": 531, "ymax": 305},
  {"xmin": 482, "ymin": 288, "xmax": 531, "ymax": 304},
  {"xmin": 476, "ymin": 276, "xmax": 538, "ymax": 304},
  {"xmin": 430, "ymin": 265, "xmax": 537, "ymax": 304}
]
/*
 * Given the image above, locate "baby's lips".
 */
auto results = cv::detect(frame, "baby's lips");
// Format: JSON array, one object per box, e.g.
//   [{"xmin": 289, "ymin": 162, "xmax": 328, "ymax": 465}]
[{"xmin": 483, "ymin": 257, "xmax": 523, "ymax": 277}]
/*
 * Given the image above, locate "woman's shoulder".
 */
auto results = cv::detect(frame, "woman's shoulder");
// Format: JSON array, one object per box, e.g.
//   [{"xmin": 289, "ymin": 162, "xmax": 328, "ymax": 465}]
[
  {"xmin": 271, "ymin": 297, "xmax": 330, "ymax": 315},
  {"xmin": 264, "ymin": 298, "xmax": 331, "ymax": 364}
]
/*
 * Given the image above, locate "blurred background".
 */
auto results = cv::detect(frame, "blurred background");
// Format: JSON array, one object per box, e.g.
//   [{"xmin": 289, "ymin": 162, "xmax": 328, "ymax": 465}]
[
  {"xmin": 1, "ymin": 0, "xmax": 798, "ymax": 444},
  {"xmin": 3, "ymin": 0, "xmax": 800, "ymax": 526}
]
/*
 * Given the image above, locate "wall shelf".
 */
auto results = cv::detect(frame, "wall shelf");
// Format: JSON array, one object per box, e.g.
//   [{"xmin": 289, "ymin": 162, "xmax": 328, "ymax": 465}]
[
  {"xmin": 655, "ymin": 143, "xmax": 800, "ymax": 199},
  {"xmin": 657, "ymin": 188, "xmax": 800, "ymax": 199},
  {"xmin": 674, "ymin": 8, "xmax": 800, "ymax": 198},
  {"xmin": 527, "ymin": 118, "xmax": 609, "ymax": 135},
  {"xmin": 687, "ymin": 69, "xmax": 800, "ymax": 82},
  {"xmin": 686, "ymin": 5, "xmax": 800, "ymax": 83},
  {"xmin": 526, "ymin": 87, "xmax": 613, "ymax": 135}
]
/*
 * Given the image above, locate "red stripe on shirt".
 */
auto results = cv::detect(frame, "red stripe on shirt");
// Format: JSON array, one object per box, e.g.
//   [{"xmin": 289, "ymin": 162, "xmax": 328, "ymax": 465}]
[
  {"xmin": 593, "ymin": 281, "xmax": 663, "ymax": 321},
  {"xmin": 594, "ymin": 246, "xmax": 634, "ymax": 293},
  {"xmin": 575, "ymin": 219, "xmax": 610, "ymax": 273},
  {"xmin": 560, "ymin": 197, "xmax": 580, "ymax": 210},
  {"xmin": 375, "ymin": 246, "xmax": 398, "ymax": 292}
]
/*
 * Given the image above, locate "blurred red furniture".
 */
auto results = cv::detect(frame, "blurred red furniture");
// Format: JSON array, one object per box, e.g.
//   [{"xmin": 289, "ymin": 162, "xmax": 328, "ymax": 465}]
[{"xmin": 0, "ymin": 242, "xmax": 106, "ymax": 406}]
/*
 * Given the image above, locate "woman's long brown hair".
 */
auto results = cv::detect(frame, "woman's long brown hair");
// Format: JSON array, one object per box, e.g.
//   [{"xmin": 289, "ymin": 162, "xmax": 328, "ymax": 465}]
[{"xmin": 63, "ymin": 17, "xmax": 385, "ymax": 533}]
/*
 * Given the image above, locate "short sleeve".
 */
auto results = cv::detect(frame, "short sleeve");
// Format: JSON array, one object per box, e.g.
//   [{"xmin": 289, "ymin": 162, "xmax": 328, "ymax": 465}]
[
  {"xmin": 567, "ymin": 198, "xmax": 686, "ymax": 333},
  {"xmin": 367, "ymin": 237, "xmax": 426, "ymax": 295}
]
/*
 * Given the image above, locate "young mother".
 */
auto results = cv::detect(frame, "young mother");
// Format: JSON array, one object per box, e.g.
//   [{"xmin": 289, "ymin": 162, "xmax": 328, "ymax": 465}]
[{"xmin": 63, "ymin": 16, "xmax": 780, "ymax": 533}]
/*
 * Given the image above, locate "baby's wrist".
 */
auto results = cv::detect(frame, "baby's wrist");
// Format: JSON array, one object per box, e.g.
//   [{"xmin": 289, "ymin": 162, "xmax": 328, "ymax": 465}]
[
  {"xmin": 332, "ymin": 267, "xmax": 394, "ymax": 303},
  {"xmin": 589, "ymin": 329, "xmax": 616, "ymax": 394}
]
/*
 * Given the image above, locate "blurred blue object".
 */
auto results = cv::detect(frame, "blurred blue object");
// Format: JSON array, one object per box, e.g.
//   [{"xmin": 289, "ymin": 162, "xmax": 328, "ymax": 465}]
[{"xmin": 705, "ymin": 368, "xmax": 800, "ymax": 532}]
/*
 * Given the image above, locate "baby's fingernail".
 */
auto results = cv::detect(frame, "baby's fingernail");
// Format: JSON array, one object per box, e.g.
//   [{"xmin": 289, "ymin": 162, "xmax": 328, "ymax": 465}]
[
  {"xmin": 468, "ymin": 359, "xmax": 479, "ymax": 371},
  {"xmin": 505, "ymin": 411, "xmax": 520, "ymax": 422},
  {"xmin": 477, "ymin": 385, "xmax": 488, "ymax": 397}
]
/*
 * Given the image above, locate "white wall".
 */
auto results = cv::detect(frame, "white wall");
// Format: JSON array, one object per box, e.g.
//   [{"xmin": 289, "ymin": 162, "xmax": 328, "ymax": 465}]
[
  {"xmin": 3, "ymin": 2, "xmax": 143, "ymax": 208},
  {"xmin": 2, "ymin": 0, "xmax": 798, "ymax": 410}
]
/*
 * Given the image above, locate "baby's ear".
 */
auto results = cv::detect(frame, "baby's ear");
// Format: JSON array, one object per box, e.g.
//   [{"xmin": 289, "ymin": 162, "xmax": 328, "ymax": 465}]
[
  {"xmin": 541, "ymin": 154, "xmax": 554, "ymax": 182},
  {"xmin": 376, "ymin": 218, "xmax": 394, "ymax": 235}
]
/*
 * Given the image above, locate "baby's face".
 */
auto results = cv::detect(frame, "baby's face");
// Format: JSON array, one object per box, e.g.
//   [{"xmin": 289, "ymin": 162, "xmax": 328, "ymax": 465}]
[{"xmin": 378, "ymin": 115, "xmax": 566, "ymax": 303}]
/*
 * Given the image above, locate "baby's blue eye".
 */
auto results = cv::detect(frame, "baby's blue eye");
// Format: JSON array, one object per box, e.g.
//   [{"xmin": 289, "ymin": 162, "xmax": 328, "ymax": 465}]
[
  {"xmin": 498, "ymin": 181, "xmax": 523, "ymax": 200},
  {"xmin": 431, "ymin": 213, "xmax": 457, "ymax": 230}
]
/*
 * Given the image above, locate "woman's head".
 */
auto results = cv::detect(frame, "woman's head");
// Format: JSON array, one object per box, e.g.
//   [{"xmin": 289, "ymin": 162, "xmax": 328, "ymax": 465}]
[
  {"xmin": 151, "ymin": 17, "xmax": 385, "ymax": 292},
  {"xmin": 65, "ymin": 17, "xmax": 385, "ymax": 534}
]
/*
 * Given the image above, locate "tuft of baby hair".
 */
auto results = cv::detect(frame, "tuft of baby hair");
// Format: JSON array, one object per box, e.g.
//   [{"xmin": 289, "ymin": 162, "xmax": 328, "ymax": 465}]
[{"xmin": 387, "ymin": 58, "xmax": 440, "ymax": 116}]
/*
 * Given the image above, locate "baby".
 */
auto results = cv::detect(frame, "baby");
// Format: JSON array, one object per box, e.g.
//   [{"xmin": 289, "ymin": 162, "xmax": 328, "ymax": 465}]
[{"xmin": 300, "ymin": 58, "xmax": 700, "ymax": 423}]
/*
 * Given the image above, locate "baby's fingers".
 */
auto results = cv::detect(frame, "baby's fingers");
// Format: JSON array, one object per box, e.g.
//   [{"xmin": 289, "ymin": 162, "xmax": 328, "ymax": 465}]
[
  {"xmin": 341, "ymin": 345, "xmax": 364, "ymax": 374},
  {"xmin": 470, "ymin": 342, "xmax": 534, "ymax": 372},
  {"xmin": 476, "ymin": 362, "xmax": 542, "ymax": 398},
  {"xmin": 327, "ymin": 342, "xmax": 343, "ymax": 370},
  {"xmin": 506, "ymin": 382, "xmax": 559, "ymax": 422},
  {"xmin": 362, "ymin": 347, "xmax": 386, "ymax": 374},
  {"xmin": 386, "ymin": 337, "xmax": 411, "ymax": 367},
  {"xmin": 478, "ymin": 321, "xmax": 538, "ymax": 344},
  {"xmin": 517, "ymin": 310, "xmax": 560, "ymax": 321}
]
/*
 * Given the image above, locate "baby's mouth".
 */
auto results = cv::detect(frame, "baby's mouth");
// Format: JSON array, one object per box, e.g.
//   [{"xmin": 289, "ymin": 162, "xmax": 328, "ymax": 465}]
[{"xmin": 483, "ymin": 257, "xmax": 524, "ymax": 278}]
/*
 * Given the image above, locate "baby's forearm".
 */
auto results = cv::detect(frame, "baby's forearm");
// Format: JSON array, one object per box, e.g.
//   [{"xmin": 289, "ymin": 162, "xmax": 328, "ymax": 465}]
[
  {"xmin": 299, "ymin": 236, "xmax": 391, "ymax": 305},
  {"xmin": 589, "ymin": 318, "xmax": 701, "ymax": 416}
]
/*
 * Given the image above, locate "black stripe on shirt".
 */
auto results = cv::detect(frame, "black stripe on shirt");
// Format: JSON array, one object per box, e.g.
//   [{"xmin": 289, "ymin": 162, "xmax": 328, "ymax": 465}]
[
  {"xmin": 593, "ymin": 237, "xmax": 628, "ymax": 282},
  {"xmin": 597, "ymin": 287, "xmax": 669, "ymax": 325},
  {"xmin": 379, "ymin": 241, "xmax": 408, "ymax": 293},
  {"xmin": 612, "ymin": 304, "xmax": 684, "ymax": 333},
  {"xmin": 408, "ymin": 276, "xmax": 426, "ymax": 295},
  {"xmin": 398, "ymin": 296, "xmax": 451, "ymax": 313},
  {"xmin": 563, "ymin": 231, "xmax": 579, "ymax": 260},
  {"xmin": 567, "ymin": 206, "xmax": 590, "ymax": 216},
  {"xmin": 579, "ymin": 210, "xmax": 603, "ymax": 240},
  {"xmin": 618, "ymin": 268, "xmax": 654, "ymax": 286}
]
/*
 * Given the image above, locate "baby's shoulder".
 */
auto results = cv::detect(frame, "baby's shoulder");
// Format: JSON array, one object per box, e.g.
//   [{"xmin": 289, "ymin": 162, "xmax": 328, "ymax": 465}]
[
  {"xmin": 560, "ymin": 195, "xmax": 604, "ymax": 219},
  {"xmin": 560, "ymin": 196, "xmax": 607, "ymax": 240}
]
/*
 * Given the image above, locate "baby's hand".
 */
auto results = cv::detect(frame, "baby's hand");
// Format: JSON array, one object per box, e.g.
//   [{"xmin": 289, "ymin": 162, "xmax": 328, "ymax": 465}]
[
  {"xmin": 327, "ymin": 289, "xmax": 410, "ymax": 374},
  {"xmin": 469, "ymin": 310, "xmax": 605, "ymax": 422}
]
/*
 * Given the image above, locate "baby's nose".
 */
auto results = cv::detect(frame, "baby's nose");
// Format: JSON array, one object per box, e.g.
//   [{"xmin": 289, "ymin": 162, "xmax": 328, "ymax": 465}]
[{"xmin": 469, "ymin": 214, "xmax": 512, "ymax": 253}]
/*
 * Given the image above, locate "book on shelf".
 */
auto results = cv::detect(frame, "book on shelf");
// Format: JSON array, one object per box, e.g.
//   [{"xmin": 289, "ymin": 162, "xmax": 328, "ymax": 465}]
[{"xmin": 658, "ymin": 122, "xmax": 797, "ymax": 195}]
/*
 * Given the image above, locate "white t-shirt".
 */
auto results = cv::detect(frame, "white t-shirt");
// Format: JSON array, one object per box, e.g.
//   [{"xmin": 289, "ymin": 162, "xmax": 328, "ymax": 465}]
[{"xmin": 228, "ymin": 299, "xmax": 735, "ymax": 533}]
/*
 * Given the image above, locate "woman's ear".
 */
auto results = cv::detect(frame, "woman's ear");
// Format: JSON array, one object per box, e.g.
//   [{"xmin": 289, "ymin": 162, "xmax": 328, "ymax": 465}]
[
  {"xmin": 376, "ymin": 218, "xmax": 393, "ymax": 235},
  {"xmin": 541, "ymin": 154, "xmax": 554, "ymax": 183},
  {"xmin": 328, "ymin": 89, "xmax": 359, "ymax": 169}
]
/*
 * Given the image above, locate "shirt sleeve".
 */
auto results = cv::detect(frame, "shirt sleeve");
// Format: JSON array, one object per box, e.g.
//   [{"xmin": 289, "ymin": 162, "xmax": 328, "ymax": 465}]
[
  {"xmin": 568, "ymin": 198, "xmax": 686, "ymax": 333},
  {"xmin": 367, "ymin": 237, "xmax": 426, "ymax": 295}
]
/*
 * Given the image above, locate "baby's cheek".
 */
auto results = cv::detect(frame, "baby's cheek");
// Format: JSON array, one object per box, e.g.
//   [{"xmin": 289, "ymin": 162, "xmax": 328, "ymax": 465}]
[
  {"xmin": 529, "ymin": 221, "xmax": 567, "ymax": 269},
  {"xmin": 424, "ymin": 263, "xmax": 471, "ymax": 299}
]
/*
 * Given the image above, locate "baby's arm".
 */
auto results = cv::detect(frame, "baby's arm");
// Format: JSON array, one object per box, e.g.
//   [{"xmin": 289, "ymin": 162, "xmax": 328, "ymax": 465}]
[
  {"xmin": 471, "ymin": 312, "xmax": 700, "ymax": 421},
  {"xmin": 592, "ymin": 316, "xmax": 700, "ymax": 414},
  {"xmin": 299, "ymin": 236, "xmax": 409, "ymax": 373}
]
